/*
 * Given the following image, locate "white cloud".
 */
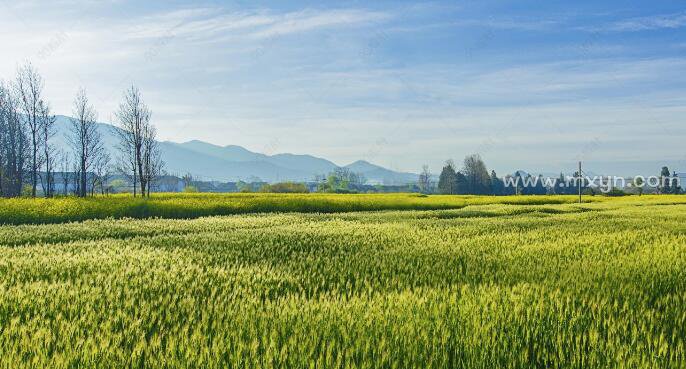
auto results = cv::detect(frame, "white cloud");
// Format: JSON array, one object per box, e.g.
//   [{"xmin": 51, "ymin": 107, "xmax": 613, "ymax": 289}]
[
  {"xmin": 601, "ymin": 12, "xmax": 686, "ymax": 32},
  {"xmin": 250, "ymin": 9, "xmax": 390, "ymax": 39},
  {"xmin": 122, "ymin": 7, "xmax": 390, "ymax": 42},
  {"xmin": 450, "ymin": 17, "xmax": 560, "ymax": 31}
]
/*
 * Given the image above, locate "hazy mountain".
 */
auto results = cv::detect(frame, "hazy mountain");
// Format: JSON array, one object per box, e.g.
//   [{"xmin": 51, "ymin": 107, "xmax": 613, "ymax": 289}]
[
  {"xmin": 269, "ymin": 153, "xmax": 338, "ymax": 174},
  {"xmin": 160, "ymin": 142, "xmax": 312, "ymax": 182},
  {"xmin": 173, "ymin": 140, "xmax": 338, "ymax": 174},
  {"xmin": 344, "ymin": 160, "xmax": 418, "ymax": 185},
  {"xmin": 174, "ymin": 141, "xmax": 262, "ymax": 162},
  {"xmin": 52, "ymin": 116, "xmax": 120, "ymax": 155},
  {"xmin": 51, "ymin": 116, "xmax": 416, "ymax": 184}
]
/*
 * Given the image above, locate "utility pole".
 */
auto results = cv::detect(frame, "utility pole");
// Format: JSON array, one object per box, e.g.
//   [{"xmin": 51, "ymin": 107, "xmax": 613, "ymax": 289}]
[{"xmin": 578, "ymin": 161, "xmax": 582, "ymax": 204}]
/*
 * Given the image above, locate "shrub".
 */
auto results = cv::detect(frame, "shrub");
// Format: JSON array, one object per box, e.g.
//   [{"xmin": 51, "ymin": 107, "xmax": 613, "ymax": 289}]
[
  {"xmin": 183, "ymin": 185, "xmax": 199, "ymax": 193},
  {"xmin": 603, "ymin": 188, "xmax": 628, "ymax": 197},
  {"xmin": 259, "ymin": 182, "xmax": 309, "ymax": 193}
]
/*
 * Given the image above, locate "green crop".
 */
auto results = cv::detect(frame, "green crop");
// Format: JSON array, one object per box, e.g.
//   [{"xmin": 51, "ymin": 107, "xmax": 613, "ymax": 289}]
[
  {"xmin": 0, "ymin": 195, "xmax": 685, "ymax": 368},
  {"xmin": 0, "ymin": 193, "xmax": 607, "ymax": 225}
]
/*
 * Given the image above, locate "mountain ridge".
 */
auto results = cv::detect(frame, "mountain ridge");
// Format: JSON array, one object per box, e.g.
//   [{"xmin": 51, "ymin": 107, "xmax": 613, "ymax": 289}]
[{"xmin": 51, "ymin": 115, "xmax": 418, "ymax": 184}]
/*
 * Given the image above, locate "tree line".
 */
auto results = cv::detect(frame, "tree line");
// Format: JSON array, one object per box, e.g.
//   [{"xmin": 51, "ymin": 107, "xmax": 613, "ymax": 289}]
[
  {"xmin": 424, "ymin": 154, "xmax": 519, "ymax": 195},
  {"xmin": 0, "ymin": 63, "xmax": 162, "ymax": 198},
  {"xmin": 423, "ymin": 155, "xmax": 682, "ymax": 196},
  {"xmin": 424, "ymin": 154, "xmax": 564, "ymax": 195}
]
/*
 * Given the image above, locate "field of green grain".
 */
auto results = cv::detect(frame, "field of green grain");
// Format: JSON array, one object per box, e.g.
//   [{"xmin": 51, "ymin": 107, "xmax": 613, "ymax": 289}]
[
  {"xmin": 1, "ymin": 194, "xmax": 685, "ymax": 368},
  {"xmin": 0, "ymin": 193, "xmax": 601, "ymax": 225}
]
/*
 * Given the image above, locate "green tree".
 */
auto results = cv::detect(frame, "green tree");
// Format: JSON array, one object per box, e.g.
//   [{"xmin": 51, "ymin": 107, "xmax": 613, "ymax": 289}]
[
  {"xmin": 490, "ymin": 170, "xmax": 504, "ymax": 195},
  {"xmin": 437, "ymin": 160, "xmax": 457, "ymax": 194},
  {"xmin": 555, "ymin": 173, "xmax": 568, "ymax": 195},
  {"xmin": 660, "ymin": 167, "xmax": 671, "ymax": 194},
  {"xmin": 237, "ymin": 181, "xmax": 252, "ymax": 193},
  {"xmin": 633, "ymin": 176, "xmax": 644, "ymax": 196},
  {"xmin": 317, "ymin": 168, "xmax": 364, "ymax": 193},
  {"xmin": 536, "ymin": 175, "xmax": 547, "ymax": 195},
  {"xmin": 513, "ymin": 172, "xmax": 524, "ymax": 195},
  {"xmin": 455, "ymin": 171, "xmax": 468, "ymax": 194},
  {"xmin": 463, "ymin": 154, "xmax": 491, "ymax": 194}
]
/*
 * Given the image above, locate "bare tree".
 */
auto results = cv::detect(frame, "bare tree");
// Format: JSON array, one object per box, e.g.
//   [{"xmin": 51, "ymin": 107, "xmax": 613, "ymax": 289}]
[
  {"xmin": 15, "ymin": 63, "xmax": 47, "ymax": 197},
  {"xmin": 38, "ymin": 100, "xmax": 56, "ymax": 197},
  {"xmin": 0, "ymin": 81, "xmax": 28, "ymax": 197},
  {"xmin": 69, "ymin": 88, "xmax": 103, "ymax": 197},
  {"xmin": 142, "ymin": 123, "xmax": 163, "ymax": 196},
  {"xmin": 115, "ymin": 86, "xmax": 161, "ymax": 197},
  {"xmin": 181, "ymin": 173, "xmax": 194, "ymax": 189},
  {"xmin": 0, "ymin": 83, "xmax": 9, "ymax": 196},
  {"xmin": 58, "ymin": 150, "xmax": 71, "ymax": 196},
  {"xmin": 418, "ymin": 165, "xmax": 432, "ymax": 194},
  {"xmin": 114, "ymin": 155, "xmax": 135, "ymax": 195},
  {"xmin": 92, "ymin": 151, "xmax": 111, "ymax": 195},
  {"xmin": 0, "ymin": 98, "xmax": 3, "ymax": 196},
  {"xmin": 71, "ymin": 160, "xmax": 80, "ymax": 196}
]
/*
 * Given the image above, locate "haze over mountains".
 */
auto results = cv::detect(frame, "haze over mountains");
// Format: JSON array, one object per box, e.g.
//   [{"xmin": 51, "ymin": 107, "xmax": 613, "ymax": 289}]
[{"xmin": 52, "ymin": 116, "xmax": 418, "ymax": 184}]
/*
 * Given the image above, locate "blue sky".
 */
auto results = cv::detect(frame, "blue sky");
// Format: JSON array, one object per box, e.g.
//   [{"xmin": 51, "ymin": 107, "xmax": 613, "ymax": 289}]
[{"xmin": 1, "ymin": 0, "xmax": 684, "ymax": 175}]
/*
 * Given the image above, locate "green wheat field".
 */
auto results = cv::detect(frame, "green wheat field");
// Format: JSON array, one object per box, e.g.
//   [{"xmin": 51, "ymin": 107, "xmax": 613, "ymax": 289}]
[{"xmin": 1, "ymin": 194, "xmax": 685, "ymax": 368}]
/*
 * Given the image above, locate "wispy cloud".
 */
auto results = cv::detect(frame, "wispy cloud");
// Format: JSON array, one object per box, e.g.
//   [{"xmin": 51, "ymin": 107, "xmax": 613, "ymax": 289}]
[
  {"xmin": 127, "ymin": 9, "xmax": 272, "ymax": 40},
  {"xmin": 450, "ymin": 17, "xmax": 560, "ymax": 31},
  {"xmin": 251, "ymin": 9, "xmax": 390, "ymax": 39},
  {"xmin": 601, "ymin": 12, "xmax": 686, "ymax": 32},
  {"xmin": 125, "ymin": 8, "xmax": 391, "ymax": 42}
]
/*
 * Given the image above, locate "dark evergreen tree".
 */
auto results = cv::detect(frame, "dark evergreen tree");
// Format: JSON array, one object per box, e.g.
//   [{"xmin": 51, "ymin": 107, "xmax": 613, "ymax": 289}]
[
  {"xmin": 671, "ymin": 171, "xmax": 681, "ymax": 194},
  {"xmin": 463, "ymin": 154, "xmax": 491, "ymax": 194},
  {"xmin": 660, "ymin": 166, "xmax": 671, "ymax": 194},
  {"xmin": 533, "ymin": 175, "xmax": 547, "ymax": 195},
  {"xmin": 455, "ymin": 171, "xmax": 468, "ymax": 194},
  {"xmin": 490, "ymin": 170, "xmax": 504, "ymax": 195},
  {"xmin": 437, "ymin": 160, "xmax": 457, "ymax": 194}
]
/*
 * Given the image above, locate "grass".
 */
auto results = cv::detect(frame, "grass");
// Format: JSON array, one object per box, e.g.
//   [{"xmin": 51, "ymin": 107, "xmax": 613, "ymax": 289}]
[{"xmin": 1, "ymin": 195, "xmax": 685, "ymax": 368}]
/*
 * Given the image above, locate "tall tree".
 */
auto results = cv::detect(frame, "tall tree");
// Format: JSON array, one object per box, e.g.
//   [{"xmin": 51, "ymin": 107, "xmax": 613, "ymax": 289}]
[
  {"xmin": 455, "ymin": 171, "xmax": 468, "ymax": 195},
  {"xmin": 182, "ymin": 173, "xmax": 194, "ymax": 189},
  {"xmin": 633, "ymin": 176, "xmax": 644, "ymax": 196},
  {"xmin": 115, "ymin": 86, "xmax": 161, "ymax": 197},
  {"xmin": 58, "ymin": 150, "xmax": 71, "ymax": 196},
  {"xmin": 69, "ymin": 88, "xmax": 103, "ymax": 197},
  {"xmin": 554, "ymin": 173, "xmax": 567, "ymax": 195},
  {"xmin": 0, "ymin": 83, "xmax": 9, "ymax": 196},
  {"xmin": 490, "ymin": 170, "xmax": 504, "ymax": 195},
  {"xmin": 437, "ymin": 160, "xmax": 457, "ymax": 194},
  {"xmin": 533, "ymin": 175, "xmax": 547, "ymax": 195},
  {"xmin": 39, "ymin": 100, "xmax": 56, "ymax": 197},
  {"xmin": 0, "ymin": 92, "xmax": 3, "ymax": 196},
  {"xmin": 462, "ymin": 154, "xmax": 491, "ymax": 195},
  {"xmin": 93, "ymin": 151, "xmax": 111, "ymax": 195},
  {"xmin": 15, "ymin": 63, "xmax": 45, "ymax": 197},
  {"xmin": 671, "ymin": 171, "xmax": 682, "ymax": 194},
  {"xmin": 659, "ymin": 166, "xmax": 671, "ymax": 194},
  {"xmin": 0, "ymin": 81, "xmax": 28, "ymax": 197},
  {"xmin": 71, "ymin": 160, "xmax": 80, "ymax": 195},
  {"xmin": 142, "ymin": 123, "xmax": 162, "ymax": 196},
  {"xmin": 418, "ymin": 165, "xmax": 432, "ymax": 194},
  {"xmin": 513, "ymin": 172, "xmax": 524, "ymax": 195}
]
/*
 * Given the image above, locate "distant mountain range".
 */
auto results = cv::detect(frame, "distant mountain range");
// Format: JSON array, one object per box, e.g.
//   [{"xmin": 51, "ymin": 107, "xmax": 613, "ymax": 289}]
[{"xmin": 51, "ymin": 116, "xmax": 418, "ymax": 184}]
